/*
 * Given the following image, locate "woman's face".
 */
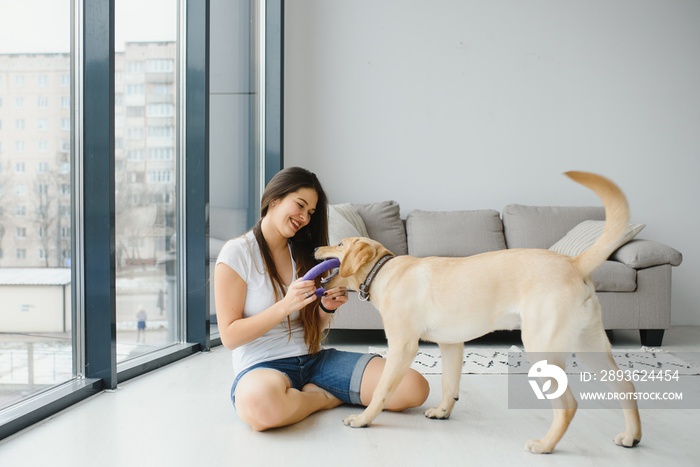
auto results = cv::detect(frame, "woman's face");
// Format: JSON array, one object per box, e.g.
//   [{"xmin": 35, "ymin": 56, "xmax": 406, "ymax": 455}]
[{"xmin": 269, "ymin": 187, "xmax": 318, "ymax": 239}]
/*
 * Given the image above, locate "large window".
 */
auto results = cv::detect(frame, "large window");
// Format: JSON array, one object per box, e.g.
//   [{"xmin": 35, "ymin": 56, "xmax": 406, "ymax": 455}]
[
  {"xmin": 114, "ymin": 0, "xmax": 181, "ymax": 363},
  {"xmin": 208, "ymin": 0, "xmax": 268, "ymax": 334},
  {"xmin": 0, "ymin": 0, "xmax": 73, "ymax": 411},
  {"xmin": 0, "ymin": 0, "xmax": 277, "ymax": 441}
]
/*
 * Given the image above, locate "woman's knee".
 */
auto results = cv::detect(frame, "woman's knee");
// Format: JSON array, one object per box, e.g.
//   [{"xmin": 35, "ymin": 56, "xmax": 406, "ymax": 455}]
[{"xmin": 234, "ymin": 372, "xmax": 289, "ymax": 431}]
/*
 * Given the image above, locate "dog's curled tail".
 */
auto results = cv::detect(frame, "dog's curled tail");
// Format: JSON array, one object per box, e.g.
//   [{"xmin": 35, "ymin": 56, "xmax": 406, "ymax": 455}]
[{"xmin": 565, "ymin": 171, "xmax": 630, "ymax": 277}]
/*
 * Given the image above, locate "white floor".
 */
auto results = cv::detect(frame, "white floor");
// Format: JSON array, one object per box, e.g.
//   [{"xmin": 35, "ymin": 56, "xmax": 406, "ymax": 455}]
[{"xmin": 0, "ymin": 327, "xmax": 699, "ymax": 467}]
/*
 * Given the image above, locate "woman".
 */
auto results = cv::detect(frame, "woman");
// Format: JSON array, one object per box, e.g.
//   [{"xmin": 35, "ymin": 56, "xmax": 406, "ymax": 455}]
[{"xmin": 215, "ymin": 167, "xmax": 429, "ymax": 431}]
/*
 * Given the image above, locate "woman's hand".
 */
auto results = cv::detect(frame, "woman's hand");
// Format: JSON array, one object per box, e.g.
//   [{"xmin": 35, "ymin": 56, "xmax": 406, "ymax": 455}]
[
  {"xmin": 281, "ymin": 278, "xmax": 318, "ymax": 315},
  {"xmin": 321, "ymin": 287, "xmax": 349, "ymax": 312}
]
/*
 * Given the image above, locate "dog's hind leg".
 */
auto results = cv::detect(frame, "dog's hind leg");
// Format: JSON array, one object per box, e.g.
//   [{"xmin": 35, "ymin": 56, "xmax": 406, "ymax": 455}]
[
  {"xmin": 525, "ymin": 394, "xmax": 578, "ymax": 453},
  {"xmin": 578, "ymin": 350, "xmax": 642, "ymax": 447},
  {"xmin": 523, "ymin": 355, "xmax": 578, "ymax": 454},
  {"xmin": 425, "ymin": 342, "xmax": 463, "ymax": 419},
  {"xmin": 343, "ymin": 336, "xmax": 420, "ymax": 428}
]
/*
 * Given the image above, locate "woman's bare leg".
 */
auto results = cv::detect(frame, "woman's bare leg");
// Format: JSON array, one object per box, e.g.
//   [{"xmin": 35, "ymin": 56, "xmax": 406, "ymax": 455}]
[
  {"xmin": 360, "ymin": 357, "xmax": 430, "ymax": 410},
  {"xmin": 234, "ymin": 369, "xmax": 342, "ymax": 431}
]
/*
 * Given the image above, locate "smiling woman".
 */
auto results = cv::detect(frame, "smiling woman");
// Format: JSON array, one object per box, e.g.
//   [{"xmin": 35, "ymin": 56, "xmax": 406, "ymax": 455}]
[
  {"xmin": 264, "ymin": 187, "xmax": 318, "ymax": 240},
  {"xmin": 213, "ymin": 167, "xmax": 429, "ymax": 432}
]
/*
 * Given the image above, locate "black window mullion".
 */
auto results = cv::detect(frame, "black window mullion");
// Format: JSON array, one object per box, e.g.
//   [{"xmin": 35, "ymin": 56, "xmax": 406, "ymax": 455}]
[
  {"xmin": 265, "ymin": 0, "xmax": 284, "ymax": 181},
  {"xmin": 185, "ymin": 0, "xmax": 210, "ymax": 348},
  {"xmin": 82, "ymin": 0, "xmax": 117, "ymax": 389}
]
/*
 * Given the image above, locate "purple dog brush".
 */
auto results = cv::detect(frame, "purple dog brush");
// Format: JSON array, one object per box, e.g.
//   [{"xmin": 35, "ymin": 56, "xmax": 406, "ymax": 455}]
[{"xmin": 302, "ymin": 258, "xmax": 341, "ymax": 297}]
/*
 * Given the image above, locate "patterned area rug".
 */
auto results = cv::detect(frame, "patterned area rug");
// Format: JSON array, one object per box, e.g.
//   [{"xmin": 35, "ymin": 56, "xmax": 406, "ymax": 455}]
[{"xmin": 367, "ymin": 346, "xmax": 700, "ymax": 375}]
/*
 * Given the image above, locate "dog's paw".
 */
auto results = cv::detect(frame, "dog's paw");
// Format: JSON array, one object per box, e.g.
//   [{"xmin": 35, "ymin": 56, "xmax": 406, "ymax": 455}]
[
  {"xmin": 614, "ymin": 432, "xmax": 641, "ymax": 448},
  {"xmin": 342, "ymin": 414, "xmax": 370, "ymax": 428},
  {"xmin": 524, "ymin": 439, "xmax": 553, "ymax": 454},
  {"xmin": 424, "ymin": 407, "xmax": 450, "ymax": 420}
]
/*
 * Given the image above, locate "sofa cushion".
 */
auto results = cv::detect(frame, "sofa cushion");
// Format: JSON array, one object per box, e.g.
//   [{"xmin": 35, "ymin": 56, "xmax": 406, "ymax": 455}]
[
  {"xmin": 592, "ymin": 261, "xmax": 637, "ymax": 292},
  {"xmin": 352, "ymin": 201, "xmax": 408, "ymax": 255},
  {"xmin": 406, "ymin": 210, "xmax": 506, "ymax": 257},
  {"xmin": 502, "ymin": 205, "xmax": 605, "ymax": 249},
  {"xmin": 611, "ymin": 239, "xmax": 683, "ymax": 268},
  {"xmin": 549, "ymin": 220, "xmax": 645, "ymax": 256}
]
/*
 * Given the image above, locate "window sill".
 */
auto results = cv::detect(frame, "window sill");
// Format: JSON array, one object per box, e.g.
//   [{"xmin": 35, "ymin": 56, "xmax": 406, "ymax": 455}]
[{"xmin": 0, "ymin": 378, "xmax": 103, "ymax": 441}]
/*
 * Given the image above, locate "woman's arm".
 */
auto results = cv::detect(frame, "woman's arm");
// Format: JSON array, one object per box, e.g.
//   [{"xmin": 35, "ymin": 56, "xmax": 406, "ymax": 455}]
[
  {"xmin": 214, "ymin": 263, "xmax": 318, "ymax": 350},
  {"xmin": 317, "ymin": 287, "xmax": 349, "ymax": 328}
]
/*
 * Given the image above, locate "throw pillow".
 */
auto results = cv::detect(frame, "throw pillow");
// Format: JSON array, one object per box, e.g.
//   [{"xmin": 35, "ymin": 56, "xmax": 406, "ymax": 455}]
[
  {"xmin": 549, "ymin": 220, "xmax": 645, "ymax": 257},
  {"xmin": 328, "ymin": 205, "xmax": 363, "ymax": 246},
  {"xmin": 332, "ymin": 203, "xmax": 369, "ymax": 237}
]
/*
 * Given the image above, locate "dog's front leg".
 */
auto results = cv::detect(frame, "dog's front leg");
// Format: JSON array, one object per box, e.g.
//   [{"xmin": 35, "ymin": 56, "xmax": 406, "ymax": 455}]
[
  {"xmin": 343, "ymin": 338, "xmax": 419, "ymax": 428},
  {"xmin": 425, "ymin": 342, "xmax": 463, "ymax": 419}
]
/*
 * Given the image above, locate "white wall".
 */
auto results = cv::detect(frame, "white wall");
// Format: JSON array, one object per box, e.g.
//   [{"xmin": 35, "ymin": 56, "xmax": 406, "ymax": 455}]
[{"xmin": 284, "ymin": 0, "xmax": 700, "ymax": 325}]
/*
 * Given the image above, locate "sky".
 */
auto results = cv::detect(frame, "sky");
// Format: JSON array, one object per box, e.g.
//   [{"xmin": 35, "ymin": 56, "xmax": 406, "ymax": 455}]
[{"xmin": 0, "ymin": 0, "xmax": 177, "ymax": 54}]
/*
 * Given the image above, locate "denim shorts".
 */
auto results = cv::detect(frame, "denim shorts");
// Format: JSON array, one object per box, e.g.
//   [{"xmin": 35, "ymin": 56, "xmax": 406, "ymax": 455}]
[{"xmin": 231, "ymin": 349, "xmax": 379, "ymax": 406}]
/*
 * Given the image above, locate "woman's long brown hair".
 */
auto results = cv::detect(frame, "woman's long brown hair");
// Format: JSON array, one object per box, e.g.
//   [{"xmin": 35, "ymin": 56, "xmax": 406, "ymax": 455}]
[{"xmin": 253, "ymin": 167, "xmax": 329, "ymax": 354}]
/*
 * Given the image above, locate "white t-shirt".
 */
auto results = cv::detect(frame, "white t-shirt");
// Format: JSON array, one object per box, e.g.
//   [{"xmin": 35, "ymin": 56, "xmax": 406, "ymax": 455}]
[{"xmin": 216, "ymin": 231, "xmax": 308, "ymax": 376}]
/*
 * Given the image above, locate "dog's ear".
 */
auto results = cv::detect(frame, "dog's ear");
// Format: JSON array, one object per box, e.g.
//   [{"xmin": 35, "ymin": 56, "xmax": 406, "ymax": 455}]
[{"xmin": 340, "ymin": 240, "xmax": 378, "ymax": 277}]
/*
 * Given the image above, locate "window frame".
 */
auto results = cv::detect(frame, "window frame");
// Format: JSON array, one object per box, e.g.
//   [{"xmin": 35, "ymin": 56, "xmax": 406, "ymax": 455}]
[{"xmin": 0, "ymin": 0, "xmax": 283, "ymax": 441}]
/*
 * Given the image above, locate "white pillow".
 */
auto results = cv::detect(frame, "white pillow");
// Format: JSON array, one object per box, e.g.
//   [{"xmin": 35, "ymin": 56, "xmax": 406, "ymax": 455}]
[
  {"xmin": 328, "ymin": 205, "xmax": 363, "ymax": 246},
  {"xmin": 549, "ymin": 220, "xmax": 645, "ymax": 257},
  {"xmin": 333, "ymin": 203, "xmax": 368, "ymax": 237}
]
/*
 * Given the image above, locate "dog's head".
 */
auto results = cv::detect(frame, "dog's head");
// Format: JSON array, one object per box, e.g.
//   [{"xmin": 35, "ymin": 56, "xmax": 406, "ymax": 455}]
[{"xmin": 314, "ymin": 237, "xmax": 392, "ymax": 290}]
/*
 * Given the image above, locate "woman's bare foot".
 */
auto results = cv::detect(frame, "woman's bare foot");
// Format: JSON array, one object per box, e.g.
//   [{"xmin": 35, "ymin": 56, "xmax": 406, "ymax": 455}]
[{"xmin": 302, "ymin": 383, "xmax": 343, "ymax": 410}]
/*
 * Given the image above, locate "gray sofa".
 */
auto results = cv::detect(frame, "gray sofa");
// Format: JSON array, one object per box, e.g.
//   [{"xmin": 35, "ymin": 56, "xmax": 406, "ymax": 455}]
[{"xmin": 327, "ymin": 201, "xmax": 683, "ymax": 347}]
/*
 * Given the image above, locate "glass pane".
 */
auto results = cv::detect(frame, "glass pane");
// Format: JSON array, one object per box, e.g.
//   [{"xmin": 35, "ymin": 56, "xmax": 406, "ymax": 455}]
[
  {"xmin": 0, "ymin": 0, "xmax": 73, "ymax": 408},
  {"xmin": 115, "ymin": 0, "xmax": 179, "ymax": 362},
  {"xmin": 208, "ymin": 0, "xmax": 261, "ymax": 337}
]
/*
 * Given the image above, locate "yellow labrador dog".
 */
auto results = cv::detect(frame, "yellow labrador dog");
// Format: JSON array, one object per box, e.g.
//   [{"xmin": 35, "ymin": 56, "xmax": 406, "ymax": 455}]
[{"xmin": 315, "ymin": 172, "xmax": 642, "ymax": 454}]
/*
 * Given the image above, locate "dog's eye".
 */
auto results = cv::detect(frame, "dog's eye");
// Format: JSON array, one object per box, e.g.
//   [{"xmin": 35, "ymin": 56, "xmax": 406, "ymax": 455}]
[{"xmin": 338, "ymin": 242, "xmax": 343, "ymax": 247}]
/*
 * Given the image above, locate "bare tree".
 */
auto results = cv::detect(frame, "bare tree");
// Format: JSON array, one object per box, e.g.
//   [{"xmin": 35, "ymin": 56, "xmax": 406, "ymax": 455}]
[
  {"xmin": 33, "ymin": 171, "xmax": 58, "ymax": 267},
  {"xmin": 0, "ymin": 163, "xmax": 17, "ymax": 267},
  {"xmin": 31, "ymin": 154, "xmax": 70, "ymax": 268}
]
